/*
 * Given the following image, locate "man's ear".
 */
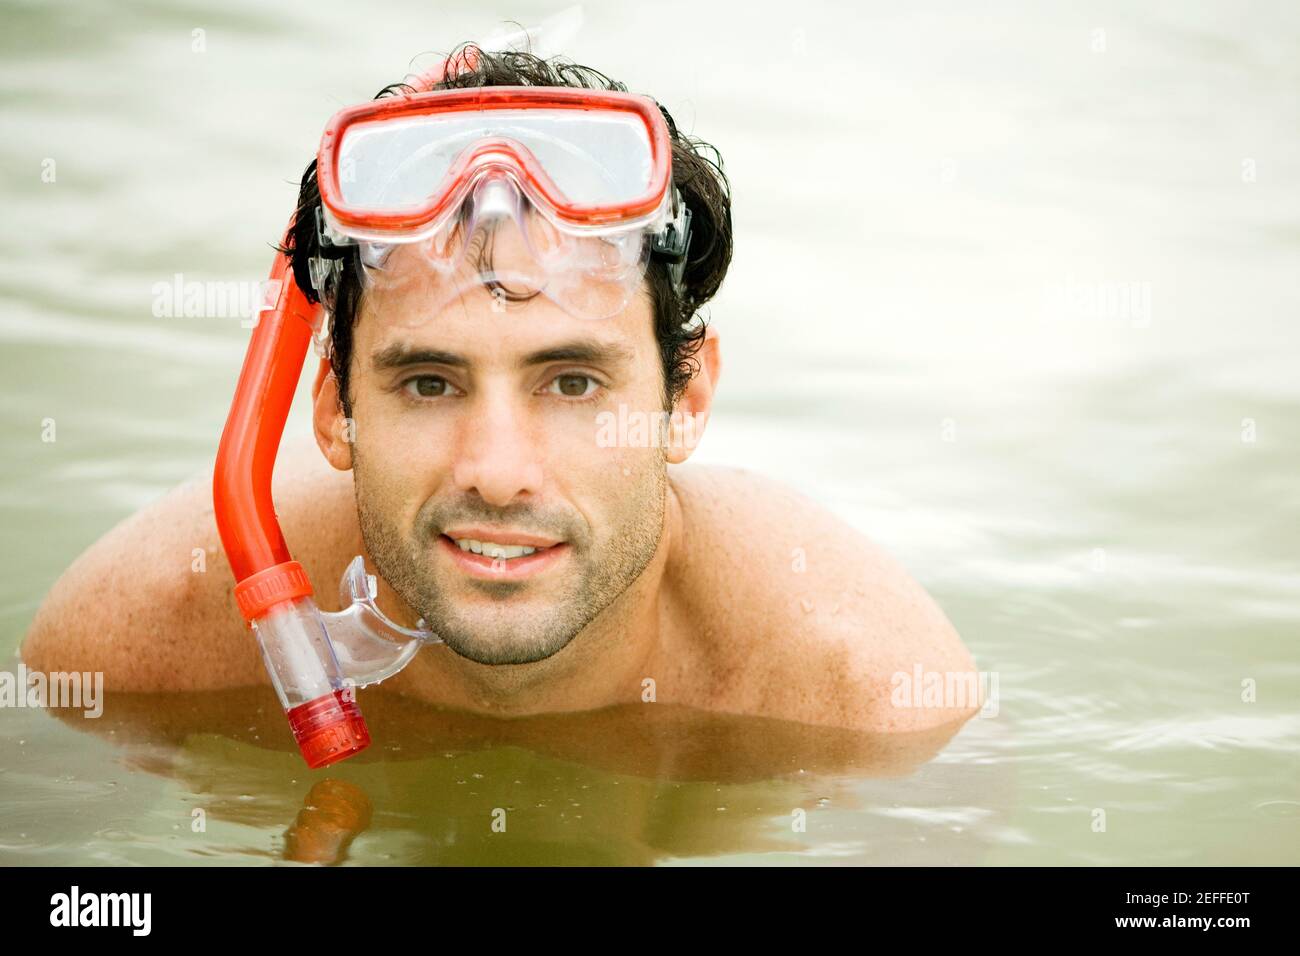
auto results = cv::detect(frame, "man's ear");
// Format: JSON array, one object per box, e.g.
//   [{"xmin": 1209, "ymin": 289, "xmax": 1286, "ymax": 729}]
[
  {"xmin": 664, "ymin": 324, "xmax": 721, "ymax": 465},
  {"xmin": 312, "ymin": 358, "xmax": 354, "ymax": 471}
]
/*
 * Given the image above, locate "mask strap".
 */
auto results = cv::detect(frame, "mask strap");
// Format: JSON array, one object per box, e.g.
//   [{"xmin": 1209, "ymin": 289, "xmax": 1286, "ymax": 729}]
[
  {"xmin": 650, "ymin": 187, "xmax": 693, "ymax": 297},
  {"xmin": 308, "ymin": 206, "xmax": 351, "ymax": 300}
]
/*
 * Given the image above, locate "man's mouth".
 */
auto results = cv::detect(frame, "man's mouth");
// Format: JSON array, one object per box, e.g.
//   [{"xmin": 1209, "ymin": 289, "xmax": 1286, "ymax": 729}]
[
  {"xmin": 437, "ymin": 528, "xmax": 568, "ymax": 580},
  {"xmin": 449, "ymin": 537, "xmax": 543, "ymax": 559}
]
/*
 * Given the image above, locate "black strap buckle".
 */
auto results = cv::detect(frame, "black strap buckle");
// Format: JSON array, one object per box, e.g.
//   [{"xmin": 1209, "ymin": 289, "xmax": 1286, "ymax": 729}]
[{"xmin": 650, "ymin": 188, "xmax": 692, "ymax": 295}]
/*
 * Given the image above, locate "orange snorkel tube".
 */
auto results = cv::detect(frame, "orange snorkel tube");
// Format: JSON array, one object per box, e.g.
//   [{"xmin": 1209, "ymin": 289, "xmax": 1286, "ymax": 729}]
[
  {"xmin": 213, "ymin": 247, "xmax": 315, "ymax": 587},
  {"xmin": 213, "ymin": 244, "xmax": 370, "ymax": 770}
]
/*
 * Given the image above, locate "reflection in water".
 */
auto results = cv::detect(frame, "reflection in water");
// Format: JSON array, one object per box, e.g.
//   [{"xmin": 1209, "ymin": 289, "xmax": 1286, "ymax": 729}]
[
  {"xmin": 9, "ymin": 678, "xmax": 985, "ymax": 865},
  {"xmin": 284, "ymin": 779, "xmax": 373, "ymax": 865}
]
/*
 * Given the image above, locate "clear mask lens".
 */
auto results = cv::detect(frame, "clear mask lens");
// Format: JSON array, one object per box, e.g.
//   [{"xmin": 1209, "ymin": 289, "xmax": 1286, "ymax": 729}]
[{"xmin": 354, "ymin": 172, "xmax": 653, "ymax": 322}]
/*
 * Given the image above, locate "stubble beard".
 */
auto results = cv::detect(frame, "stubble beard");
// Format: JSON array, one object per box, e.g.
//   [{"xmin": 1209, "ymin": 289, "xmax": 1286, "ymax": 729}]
[{"xmin": 351, "ymin": 440, "xmax": 668, "ymax": 665}]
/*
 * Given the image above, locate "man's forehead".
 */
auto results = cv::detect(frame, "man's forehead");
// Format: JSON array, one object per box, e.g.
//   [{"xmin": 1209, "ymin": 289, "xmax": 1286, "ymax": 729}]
[{"xmin": 362, "ymin": 305, "xmax": 648, "ymax": 372}]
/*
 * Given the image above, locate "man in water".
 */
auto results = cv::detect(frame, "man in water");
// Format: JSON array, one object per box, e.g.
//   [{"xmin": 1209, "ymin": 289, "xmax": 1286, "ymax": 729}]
[{"xmin": 23, "ymin": 49, "xmax": 979, "ymax": 736}]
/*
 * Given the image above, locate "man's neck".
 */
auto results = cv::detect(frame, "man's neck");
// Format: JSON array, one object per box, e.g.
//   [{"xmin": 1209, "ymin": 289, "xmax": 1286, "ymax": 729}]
[{"xmin": 374, "ymin": 482, "xmax": 683, "ymax": 716}]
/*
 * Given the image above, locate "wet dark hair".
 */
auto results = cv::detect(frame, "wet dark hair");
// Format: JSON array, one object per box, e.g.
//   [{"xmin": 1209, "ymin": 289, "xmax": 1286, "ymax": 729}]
[{"xmin": 281, "ymin": 43, "xmax": 733, "ymax": 415}]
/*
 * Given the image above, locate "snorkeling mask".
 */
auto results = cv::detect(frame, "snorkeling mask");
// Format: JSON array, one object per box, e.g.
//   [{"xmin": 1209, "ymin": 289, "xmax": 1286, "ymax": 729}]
[{"xmin": 213, "ymin": 51, "xmax": 692, "ymax": 769}]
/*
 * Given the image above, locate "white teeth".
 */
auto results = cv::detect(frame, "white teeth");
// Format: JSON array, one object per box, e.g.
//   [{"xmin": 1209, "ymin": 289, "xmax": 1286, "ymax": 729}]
[{"xmin": 451, "ymin": 538, "xmax": 540, "ymax": 559}]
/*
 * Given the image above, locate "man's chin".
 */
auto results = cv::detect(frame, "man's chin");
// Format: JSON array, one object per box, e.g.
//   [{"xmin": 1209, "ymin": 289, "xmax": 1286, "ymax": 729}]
[
  {"xmin": 417, "ymin": 584, "xmax": 575, "ymax": 661},
  {"xmin": 435, "ymin": 624, "xmax": 578, "ymax": 666}
]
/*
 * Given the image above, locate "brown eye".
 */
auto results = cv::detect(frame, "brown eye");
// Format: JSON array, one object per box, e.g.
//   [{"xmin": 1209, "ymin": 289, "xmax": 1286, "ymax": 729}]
[
  {"xmin": 409, "ymin": 376, "xmax": 448, "ymax": 398},
  {"xmin": 554, "ymin": 374, "xmax": 594, "ymax": 397}
]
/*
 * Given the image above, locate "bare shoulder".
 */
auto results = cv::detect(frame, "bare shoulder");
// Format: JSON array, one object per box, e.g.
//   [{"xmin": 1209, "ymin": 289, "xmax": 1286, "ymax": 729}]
[
  {"xmin": 663, "ymin": 464, "xmax": 979, "ymax": 733},
  {"xmin": 21, "ymin": 438, "xmax": 360, "ymax": 691}
]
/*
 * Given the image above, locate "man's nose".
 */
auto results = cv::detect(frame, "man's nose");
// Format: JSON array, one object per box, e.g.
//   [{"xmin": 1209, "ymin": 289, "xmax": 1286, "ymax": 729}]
[{"xmin": 451, "ymin": 388, "xmax": 545, "ymax": 507}]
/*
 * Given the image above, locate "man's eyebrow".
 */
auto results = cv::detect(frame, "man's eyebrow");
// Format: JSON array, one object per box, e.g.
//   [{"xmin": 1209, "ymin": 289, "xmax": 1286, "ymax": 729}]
[
  {"xmin": 370, "ymin": 344, "xmax": 468, "ymax": 372},
  {"xmin": 370, "ymin": 340, "xmax": 636, "ymax": 373},
  {"xmin": 521, "ymin": 340, "xmax": 637, "ymax": 368}
]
